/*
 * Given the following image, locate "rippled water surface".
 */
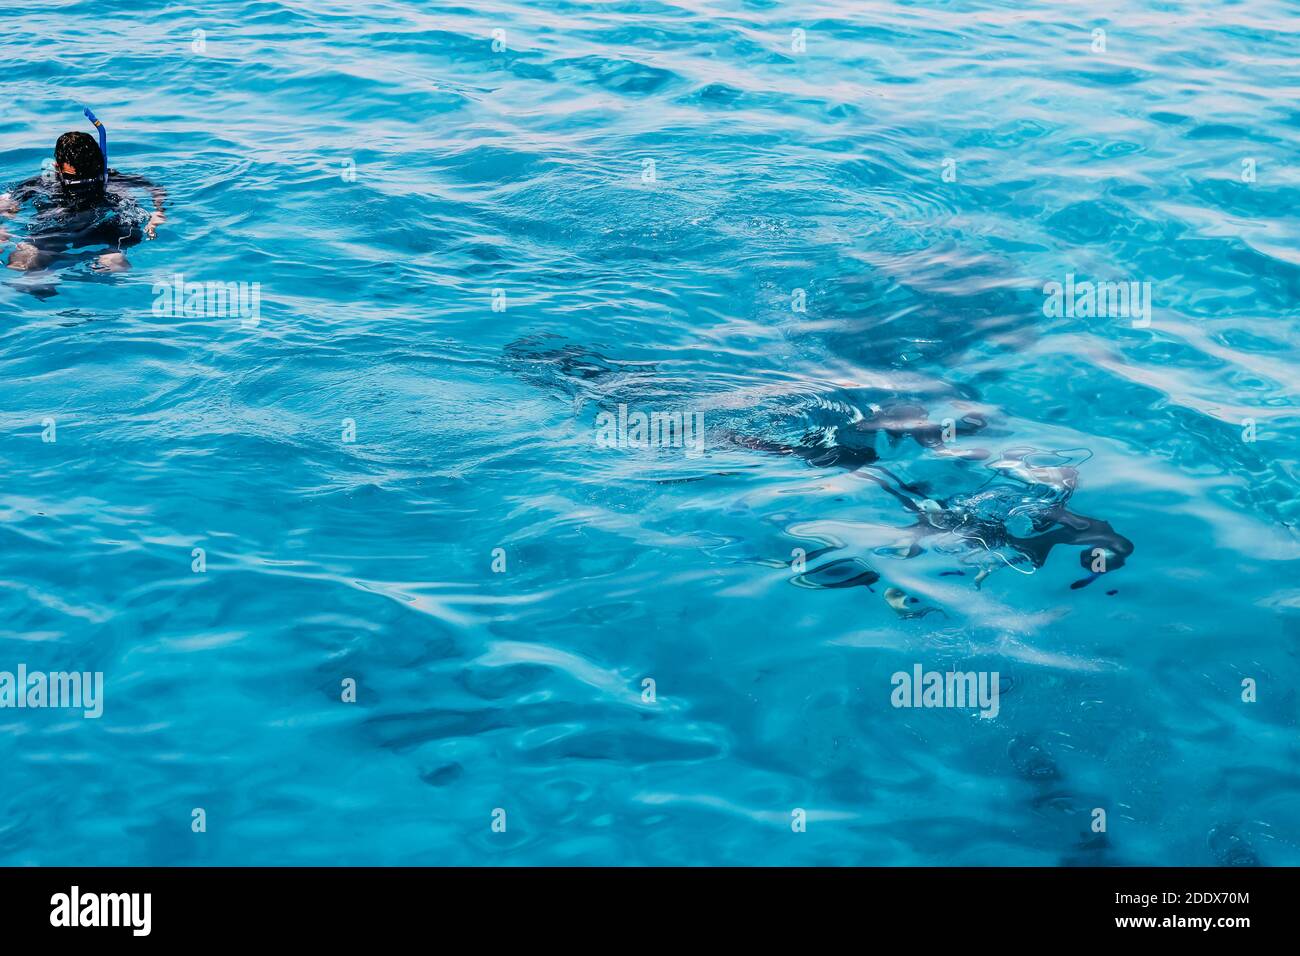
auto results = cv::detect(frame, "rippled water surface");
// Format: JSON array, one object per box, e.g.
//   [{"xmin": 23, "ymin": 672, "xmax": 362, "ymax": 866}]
[{"xmin": 1, "ymin": 0, "xmax": 1298, "ymax": 865}]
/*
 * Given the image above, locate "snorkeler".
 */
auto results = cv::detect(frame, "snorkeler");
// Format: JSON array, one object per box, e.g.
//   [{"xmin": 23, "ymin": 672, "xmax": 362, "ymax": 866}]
[{"xmin": 0, "ymin": 109, "xmax": 166, "ymax": 273}]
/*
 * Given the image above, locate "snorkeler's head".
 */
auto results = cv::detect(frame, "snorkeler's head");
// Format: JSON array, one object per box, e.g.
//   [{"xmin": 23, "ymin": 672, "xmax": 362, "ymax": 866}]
[{"xmin": 54, "ymin": 131, "xmax": 105, "ymax": 185}]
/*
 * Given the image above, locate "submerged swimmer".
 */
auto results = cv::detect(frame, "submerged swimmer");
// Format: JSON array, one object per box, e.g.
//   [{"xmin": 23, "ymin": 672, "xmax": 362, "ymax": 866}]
[
  {"xmin": 0, "ymin": 110, "xmax": 166, "ymax": 274},
  {"xmin": 503, "ymin": 336, "xmax": 1134, "ymax": 589}
]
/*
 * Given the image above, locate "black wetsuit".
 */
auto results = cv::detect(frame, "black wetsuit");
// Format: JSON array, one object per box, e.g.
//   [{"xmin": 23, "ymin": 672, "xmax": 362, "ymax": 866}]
[{"xmin": 6, "ymin": 169, "xmax": 159, "ymax": 258}]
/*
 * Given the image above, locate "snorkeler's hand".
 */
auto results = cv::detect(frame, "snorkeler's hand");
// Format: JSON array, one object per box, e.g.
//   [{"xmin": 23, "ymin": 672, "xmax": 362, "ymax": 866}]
[
  {"xmin": 145, "ymin": 209, "xmax": 166, "ymax": 239},
  {"xmin": 0, "ymin": 193, "xmax": 18, "ymax": 217}
]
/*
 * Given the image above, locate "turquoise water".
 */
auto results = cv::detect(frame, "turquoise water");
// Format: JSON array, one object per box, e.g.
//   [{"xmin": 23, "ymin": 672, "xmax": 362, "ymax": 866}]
[{"xmin": 1, "ymin": 0, "xmax": 1297, "ymax": 866}]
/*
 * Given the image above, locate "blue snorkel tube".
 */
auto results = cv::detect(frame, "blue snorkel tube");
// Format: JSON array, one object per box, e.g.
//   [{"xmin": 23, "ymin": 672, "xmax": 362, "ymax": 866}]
[{"xmin": 82, "ymin": 107, "xmax": 109, "ymax": 184}]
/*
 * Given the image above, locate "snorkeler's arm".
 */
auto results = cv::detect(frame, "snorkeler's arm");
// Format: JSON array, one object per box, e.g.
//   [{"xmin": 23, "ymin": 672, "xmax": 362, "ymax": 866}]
[
  {"xmin": 114, "ymin": 172, "xmax": 166, "ymax": 211},
  {"xmin": 0, "ymin": 176, "xmax": 43, "ymax": 216},
  {"xmin": 110, "ymin": 170, "xmax": 167, "ymax": 238},
  {"xmin": 0, "ymin": 177, "xmax": 38, "ymax": 256}
]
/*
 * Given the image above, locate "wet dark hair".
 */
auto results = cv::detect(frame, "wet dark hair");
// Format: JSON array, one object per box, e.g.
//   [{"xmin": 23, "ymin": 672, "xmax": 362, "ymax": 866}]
[{"xmin": 54, "ymin": 131, "xmax": 104, "ymax": 180}]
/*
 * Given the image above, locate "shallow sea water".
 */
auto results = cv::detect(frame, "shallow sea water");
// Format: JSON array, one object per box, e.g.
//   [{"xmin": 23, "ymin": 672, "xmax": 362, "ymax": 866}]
[{"xmin": 0, "ymin": 0, "xmax": 1297, "ymax": 864}]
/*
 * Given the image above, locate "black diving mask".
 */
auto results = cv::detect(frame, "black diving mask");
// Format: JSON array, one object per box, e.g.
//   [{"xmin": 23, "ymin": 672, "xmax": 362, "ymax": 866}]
[{"xmin": 57, "ymin": 172, "xmax": 106, "ymax": 206}]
